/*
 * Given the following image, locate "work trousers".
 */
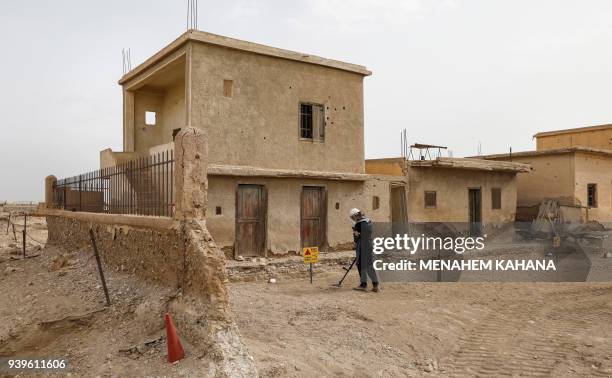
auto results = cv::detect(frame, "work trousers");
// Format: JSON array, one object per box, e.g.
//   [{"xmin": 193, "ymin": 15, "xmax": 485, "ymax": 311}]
[{"xmin": 356, "ymin": 242, "xmax": 379, "ymax": 285}]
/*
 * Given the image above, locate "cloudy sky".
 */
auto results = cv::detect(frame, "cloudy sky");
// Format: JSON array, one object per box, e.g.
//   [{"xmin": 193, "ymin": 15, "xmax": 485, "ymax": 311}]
[{"xmin": 2, "ymin": 0, "xmax": 612, "ymax": 201}]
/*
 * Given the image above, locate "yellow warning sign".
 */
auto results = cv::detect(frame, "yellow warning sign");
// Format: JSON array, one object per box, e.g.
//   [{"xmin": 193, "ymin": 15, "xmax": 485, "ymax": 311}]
[{"xmin": 303, "ymin": 247, "xmax": 319, "ymax": 264}]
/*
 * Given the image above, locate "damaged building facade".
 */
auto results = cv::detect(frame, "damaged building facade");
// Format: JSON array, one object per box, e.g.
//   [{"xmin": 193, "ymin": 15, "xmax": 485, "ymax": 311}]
[
  {"xmin": 481, "ymin": 124, "xmax": 612, "ymax": 222},
  {"xmin": 365, "ymin": 156, "xmax": 530, "ymax": 231},
  {"xmin": 102, "ymin": 30, "xmax": 407, "ymax": 257}
]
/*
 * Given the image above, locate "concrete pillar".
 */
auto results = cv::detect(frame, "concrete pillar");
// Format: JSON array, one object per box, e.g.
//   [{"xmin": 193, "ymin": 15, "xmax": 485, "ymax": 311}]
[
  {"xmin": 173, "ymin": 127, "xmax": 207, "ymax": 220},
  {"xmin": 123, "ymin": 89, "xmax": 135, "ymax": 152},
  {"xmin": 45, "ymin": 175, "xmax": 57, "ymax": 209}
]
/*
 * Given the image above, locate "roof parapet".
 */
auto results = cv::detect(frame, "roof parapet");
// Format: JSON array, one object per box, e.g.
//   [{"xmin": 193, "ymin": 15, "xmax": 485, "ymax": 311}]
[
  {"xmin": 119, "ymin": 30, "xmax": 371, "ymax": 85},
  {"xmin": 409, "ymin": 157, "xmax": 531, "ymax": 173}
]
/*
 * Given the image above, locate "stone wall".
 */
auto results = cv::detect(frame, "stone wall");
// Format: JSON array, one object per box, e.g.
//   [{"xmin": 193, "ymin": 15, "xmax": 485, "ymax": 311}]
[{"xmin": 46, "ymin": 215, "xmax": 184, "ymax": 289}]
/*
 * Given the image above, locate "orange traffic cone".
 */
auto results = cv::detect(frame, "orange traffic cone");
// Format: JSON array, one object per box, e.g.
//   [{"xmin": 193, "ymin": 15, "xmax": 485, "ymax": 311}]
[{"xmin": 165, "ymin": 313, "xmax": 185, "ymax": 363}]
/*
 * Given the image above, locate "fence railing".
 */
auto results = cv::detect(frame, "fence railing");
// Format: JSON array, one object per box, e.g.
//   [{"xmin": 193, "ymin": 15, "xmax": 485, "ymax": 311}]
[{"xmin": 52, "ymin": 150, "xmax": 174, "ymax": 217}]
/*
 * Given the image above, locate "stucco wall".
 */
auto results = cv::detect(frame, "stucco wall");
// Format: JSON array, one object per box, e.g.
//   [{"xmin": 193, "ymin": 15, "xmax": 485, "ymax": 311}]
[
  {"xmin": 573, "ymin": 152, "xmax": 612, "ymax": 221},
  {"xmin": 206, "ymin": 176, "xmax": 401, "ymax": 255},
  {"xmin": 407, "ymin": 167, "xmax": 518, "ymax": 224},
  {"xmin": 133, "ymin": 81, "xmax": 185, "ymax": 155},
  {"xmin": 188, "ymin": 41, "xmax": 366, "ymax": 174},
  {"xmin": 489, "ymin": 154, "xmax": 575, "ymax": 207},
  {"xmin": 365, "ymin": 158, "xmax": 405, "ymax": 176},
  {"xmin": 537, "ymin": 128, "xmax": 612, "ymax": 151}
]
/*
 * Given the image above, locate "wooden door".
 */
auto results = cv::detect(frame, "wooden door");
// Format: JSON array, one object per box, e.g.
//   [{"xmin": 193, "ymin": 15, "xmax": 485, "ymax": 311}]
[
  {"xmin": 235, "ymin": 185, "xmax": 266, "ymax": 257},
  {"xmin": 301, "ymin": 186, "xmax": 326, "ymax": 249},
  {"xmin": 390, "ymin": 185, "xmax": 407, "ymax": 223},
  {"xmin": 468, "ymin": 188, "xmax": 482, "ymax": 236}
]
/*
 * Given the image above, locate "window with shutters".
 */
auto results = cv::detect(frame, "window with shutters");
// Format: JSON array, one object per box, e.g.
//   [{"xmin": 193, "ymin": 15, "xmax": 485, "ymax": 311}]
[
  {"xmin": 491, "ymin": 188, "xmax": 502, "ymax": 209},
  {"xmin": 299, "ymin": 103, "xmax": 325, "ymax": 141},
  {"xmin": 587, "ymin": 184, "xmax": 597, "ymax": 208},
  {"xmin": 424, "ymin": 191, "xmax": 437, "ymax": 208}
]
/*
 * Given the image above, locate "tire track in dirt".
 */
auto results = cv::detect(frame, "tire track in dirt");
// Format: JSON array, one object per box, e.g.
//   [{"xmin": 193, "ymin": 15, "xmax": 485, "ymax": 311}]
[{"xmin": 441, "ymin": 287, "xmax": 612, "ymax": 377}]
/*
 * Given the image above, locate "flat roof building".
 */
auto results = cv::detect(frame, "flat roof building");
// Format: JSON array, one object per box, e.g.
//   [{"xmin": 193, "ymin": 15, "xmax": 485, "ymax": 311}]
[
  {"xmin": 366, "ymin": 157, "xmax": 529, "ymax": 230},
  {"xmin": 534, "ymin": 123, "xmax": 612, "ymax": 152},
  {"xmin": 102, "ymin": 30, "xmax": 406, "ymax": 257}
]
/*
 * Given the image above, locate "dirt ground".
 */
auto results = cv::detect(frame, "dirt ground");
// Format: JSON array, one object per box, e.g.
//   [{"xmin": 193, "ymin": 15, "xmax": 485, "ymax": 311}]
[
  {"xmin": 0, "ymin": 215, "xmax": 217, "ymax": 376},
  {"xmin": 1, "ymin": 214, "xmax": 611, "ymax": 377},
  {"xmin": 230, "ymin": 276, "xmax": 612, "ymax": 377}
]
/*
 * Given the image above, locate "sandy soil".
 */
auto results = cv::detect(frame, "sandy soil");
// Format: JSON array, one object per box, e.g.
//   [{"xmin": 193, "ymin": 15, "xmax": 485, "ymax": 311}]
[
  {"xmin": 0, "ymin": 215, "xmax": 214, "ymax": 376},
  {"xmin": 1, "ymin": 214, "xmax": 611, "ymax": 377},
  {"xmin": 230, "ymin": 274, "xmax": 612, "ymax": 377}
]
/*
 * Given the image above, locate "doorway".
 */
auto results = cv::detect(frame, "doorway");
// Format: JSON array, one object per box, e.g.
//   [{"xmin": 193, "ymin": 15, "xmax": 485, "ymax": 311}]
[
  {"xmin": 301, "ymin": 186, "xmax": 326, "ymax": 249},
  {"xmin": 235, "ymin": 184, "xmax": 267, "ymax": 257},
  {"xmin": 468, "ymin": 188, "xmax": 482, "ymax": 236},
  {"xmin": 390, "ymin": 185, "xmax": 408, "ymax": 223}
]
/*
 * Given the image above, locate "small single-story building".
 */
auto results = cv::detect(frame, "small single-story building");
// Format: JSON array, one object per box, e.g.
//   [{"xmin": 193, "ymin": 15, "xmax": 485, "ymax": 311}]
[{"xmin": 366, "ymin": 157, "xmax": 530, "ymax": 229}]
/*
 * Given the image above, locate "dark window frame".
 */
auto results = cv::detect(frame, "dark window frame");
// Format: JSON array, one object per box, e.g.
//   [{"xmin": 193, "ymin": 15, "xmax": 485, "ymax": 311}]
[
  {"xmin": 424, "ymin": 191, "xmax": 437, "ymax": 208},
  {"xmin": 587, "ymin": 183, "xmax": 597, "ymax": 208},
  {"xmin": 491, "ymin": 187, "xmax": 502, "ymax": 210},
  {"xmin": 299, "ymin": 102, "xmax": 325, "ymax": 141}
]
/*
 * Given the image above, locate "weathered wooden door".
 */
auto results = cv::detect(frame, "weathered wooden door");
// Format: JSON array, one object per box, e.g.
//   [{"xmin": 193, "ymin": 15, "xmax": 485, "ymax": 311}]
[
  {"xmin": 235, "ymin": 184, "xmax": 266, "ymax": 257},
  {"xmin": 390, "ymin": 185, "xmax": 407, "ymax": 223},
  {"xmin": 301, "ymin": 186, "xmax": 326, "ymax": 249},
  {"xmin": 468, "ymin": 188, "xmax": 482, "ymax": 236}
]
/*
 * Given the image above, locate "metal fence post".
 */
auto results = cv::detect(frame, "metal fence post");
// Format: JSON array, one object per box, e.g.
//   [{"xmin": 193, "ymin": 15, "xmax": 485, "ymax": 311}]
[
  {"xmin": 89, "ymin": 228, "xmax": 111, "ymax": 307},
  {"xmin": 23, "ymin": 214, "xmax": 27, "ymax": 258},
  {"xmin": 78, "ymin": 174, "xmax": 82, "ymax": 212}
]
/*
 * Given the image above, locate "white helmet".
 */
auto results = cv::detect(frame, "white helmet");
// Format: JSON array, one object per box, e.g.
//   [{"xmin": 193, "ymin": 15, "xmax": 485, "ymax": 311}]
[{"xmin": 349, "ymin": 208, "xmax": 361, "ymax": 218}]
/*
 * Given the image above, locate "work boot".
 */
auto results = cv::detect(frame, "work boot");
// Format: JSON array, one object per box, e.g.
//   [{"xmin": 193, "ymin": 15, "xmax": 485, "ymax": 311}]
[
  {"xmin": 372, "ymin": 283, "xmax": 380, "ymax": 293},
  {"xmin": 353, "ymin": 283, "xmax": 367, "ymax": 291}
]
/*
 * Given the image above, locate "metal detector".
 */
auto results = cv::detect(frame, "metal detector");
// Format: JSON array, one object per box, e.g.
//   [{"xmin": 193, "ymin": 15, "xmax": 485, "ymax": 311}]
[{"xmin": 332, "ymin": 257, "xmax": 357, "ymax": 288}]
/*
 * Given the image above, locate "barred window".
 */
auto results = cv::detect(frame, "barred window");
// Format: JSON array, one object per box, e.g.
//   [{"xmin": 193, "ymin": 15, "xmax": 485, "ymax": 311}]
[
  {"xmin": 424, "ymin": 191, "xmax": 437, "ymax": 208},
  {"xmin": 588, "ymin": 184, "xmax": 597, "ymax": 207}
]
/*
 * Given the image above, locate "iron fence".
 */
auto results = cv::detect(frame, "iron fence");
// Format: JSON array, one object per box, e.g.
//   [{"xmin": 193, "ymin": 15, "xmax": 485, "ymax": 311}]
[{"xmin": 52, "ymin": 150, "xmax": 174, "ymax": 217}]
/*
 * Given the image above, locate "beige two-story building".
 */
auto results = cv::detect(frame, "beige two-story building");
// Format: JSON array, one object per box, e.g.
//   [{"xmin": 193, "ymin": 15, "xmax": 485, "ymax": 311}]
[{"xmin": 101, "ymin": 30, "xmax": 408, "ymax": 257}]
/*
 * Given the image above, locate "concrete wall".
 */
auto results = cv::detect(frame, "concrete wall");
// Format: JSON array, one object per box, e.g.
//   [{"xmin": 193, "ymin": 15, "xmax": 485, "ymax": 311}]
[
  {"xmin": 573, "ymin": 151, "xmax": 612, "ymax": 222},
  {"xmin": 206, "ymin": 176, "xmax": 402, "ymax": 255},
  {"xmin": 188, "ymin": 41, "xmax": 366, "ymax": 174},
  {"xmin": 490, "ymin": 154, "xmax": 576, "ymax": 207},
  {"xmin": 365, "ymin": 158, "xmax": 405, "ymax": 176},
  {"xmin": 133, "ymin": 82, "xmax": 185, "ymax": 155},
  {"xmin": 537, "ymin": 128, "xmax": 612, "ymax": 151},
  {"xmin": 407, "ymin": 167, "xmax": 518, "ymax": 224}
]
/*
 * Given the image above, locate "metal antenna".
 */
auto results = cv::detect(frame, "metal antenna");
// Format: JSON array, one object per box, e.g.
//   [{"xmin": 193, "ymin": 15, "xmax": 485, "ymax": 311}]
[
  {"xmin": 187, "ymin": 0, "xmax": 198, "ymax": 30},
  {"xmin": 122, "ymin": 48, "xmax": 132, "ymax": 75}
]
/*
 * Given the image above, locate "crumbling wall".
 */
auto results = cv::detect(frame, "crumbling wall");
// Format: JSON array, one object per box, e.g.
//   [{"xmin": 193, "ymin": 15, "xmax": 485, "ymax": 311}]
[
  {"xmin": 44, "ymin": 126, "xmax": 257, "ymax": 376},
  {"xmin": 46, "ymin": 215, "xmax": 184, "ymax": 288}
]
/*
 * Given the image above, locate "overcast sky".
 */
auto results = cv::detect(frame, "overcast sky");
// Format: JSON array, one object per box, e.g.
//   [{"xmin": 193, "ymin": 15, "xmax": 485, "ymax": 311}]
[{"xmin": 2, "ymin": 0, "xmax": 612, "ymax": 201}]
